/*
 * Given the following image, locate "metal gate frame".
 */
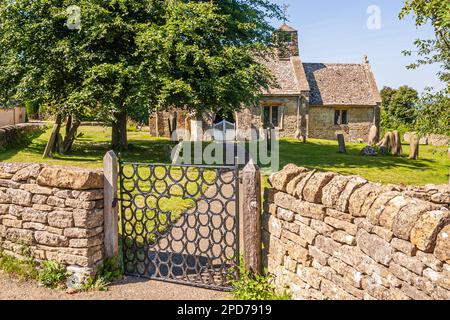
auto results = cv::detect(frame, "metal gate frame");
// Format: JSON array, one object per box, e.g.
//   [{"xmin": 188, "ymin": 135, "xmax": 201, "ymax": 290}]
[{"xmin": 118, "ymin": 160, "xmax": 240, "ymax": 291}]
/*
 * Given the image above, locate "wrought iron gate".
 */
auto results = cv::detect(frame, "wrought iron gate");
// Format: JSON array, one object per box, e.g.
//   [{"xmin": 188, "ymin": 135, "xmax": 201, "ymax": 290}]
[{"xmin": 119, "ymin": 161, "xmax": 240, "ymax": 291}]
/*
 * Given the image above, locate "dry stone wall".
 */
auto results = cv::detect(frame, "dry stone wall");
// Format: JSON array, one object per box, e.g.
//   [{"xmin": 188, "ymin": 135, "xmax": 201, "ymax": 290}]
[
  {"xmin": 0, "ymin": 123, "xmax": 45, "ymax": 149},
  {"xmin": 263, "ymin": 164, "xmax": 450, "ymax": 300},
  {"xmin": 0, "ymin": 162, "xmax": 105, "ymax": 282}
]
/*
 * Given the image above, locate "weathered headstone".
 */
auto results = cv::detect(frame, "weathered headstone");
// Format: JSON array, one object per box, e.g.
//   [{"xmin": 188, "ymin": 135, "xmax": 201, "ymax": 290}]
[
  {"xmin": 378, "ymin": 131, "xmax": 392, "ymax": 155},
  {"xmin": 368, "ymin": 125, "xmax": 379, "ymax": 146},
  {"xmin": 409, "ymin": 132, "xmax": 419, "ymax": 160},
  {"xmin": 337, "ymin": 134, "xmax": 346, "ymax": 154},
  {"xmin": 392, "ymin": 130, "xmax": 402, "ymax": 156}
]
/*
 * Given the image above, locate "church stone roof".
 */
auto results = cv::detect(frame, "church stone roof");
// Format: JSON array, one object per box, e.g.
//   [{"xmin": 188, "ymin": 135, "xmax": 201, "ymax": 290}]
[
  {"xmin": 278, "ymin": 23, "xmax": 297, "ymax": 32},
  {"xmin": 303, "ymin": 63, "xmax": 381, "ymax": 106},
  {"xmin": 261, "ymin": 56, "xmax": 310, "ymax": 96}
]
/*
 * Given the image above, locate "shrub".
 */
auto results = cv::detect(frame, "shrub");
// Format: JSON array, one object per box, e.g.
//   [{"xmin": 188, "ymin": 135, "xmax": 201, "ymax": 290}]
[
  {"xmin": 80, "ymin": 257, "xmax": 123, "ymax": 292},
  {"xmin": 229, "ymin": 261, "xmax": 291, "ymax": 301},
  {"xmin": 38, "ymin": 260, "xmax": 68, "ymax": 289},
  {"xmin": 0, "ymin": 249, "xmax": 38, "ymax": 280}
]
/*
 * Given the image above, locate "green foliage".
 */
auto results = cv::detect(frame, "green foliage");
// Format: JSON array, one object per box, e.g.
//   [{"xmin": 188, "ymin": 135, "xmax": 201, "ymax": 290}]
[
  {"xmin": 380, "ymin": 86, "xmax": 418, "ymax": 133},
  {"xmin": 0, "ymin": 0, "xmax": 283, "ymax": 150},
  {"xmin": 38, "ymin": 260, "xmax": 68, "ymax": 289},
  {"xmin": 80, "ymin": 257, "xmax": 123, "ymax": 292},
  {"xmin": 230, "ymin": 261, "xmax": 291, "ymax": 301},
  {"xmin": 399, "ymin": 0, "xmax": 450, "ymax": 88},
  {"xmin": 414, "ymin": 89, "xmax": 450, "ymax": 137},
  {"xmin": 0, "ymin": 247, "xmax": 38, "ymax": 280}
]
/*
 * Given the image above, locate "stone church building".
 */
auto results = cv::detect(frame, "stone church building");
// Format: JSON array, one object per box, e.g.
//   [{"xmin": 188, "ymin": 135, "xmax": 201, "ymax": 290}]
[{"xmin": 149, "ymin": 24, "xmax": 381, "ymax": 142}]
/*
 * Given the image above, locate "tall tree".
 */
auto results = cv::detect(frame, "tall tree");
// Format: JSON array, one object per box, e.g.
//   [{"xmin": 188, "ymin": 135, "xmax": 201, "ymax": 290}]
[
  {"xmin": 136, "ymin": 0, "xmax": 282, "ymax": 122},
  {"xmin": 0, "ymin": 0, "xmax": 282, "ymax": 152}
]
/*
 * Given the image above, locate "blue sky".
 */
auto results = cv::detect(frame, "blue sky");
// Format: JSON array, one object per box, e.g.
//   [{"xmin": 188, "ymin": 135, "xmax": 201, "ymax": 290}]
[{"xmin": 269, "ymin": 0, "xmax": 445, "ymax": 92}]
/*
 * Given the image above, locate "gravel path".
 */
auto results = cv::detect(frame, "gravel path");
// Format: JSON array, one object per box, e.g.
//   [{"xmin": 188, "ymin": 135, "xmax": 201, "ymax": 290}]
[{"xmin": 0, "ymin": 272, "xmax": 230, "ymax": 300}]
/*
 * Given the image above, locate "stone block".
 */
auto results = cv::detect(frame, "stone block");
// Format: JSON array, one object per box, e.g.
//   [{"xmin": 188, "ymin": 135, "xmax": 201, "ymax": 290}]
[
  {"xmin": 293, "ymin": 171, "xmax": 316, "ymax": 200},
  {"xmin": 434, "ymin": 225, "xmax": 450, "ymax": 263},
  {"xmin": 378, "ymin": 196, "xmax": 409, "ymax": 230},
  {"xmin": 22, "ymin": 207, "xmax": 47, "ymax": 224},
  {"xmin": 325, "ymin": 208, "xmax": 353, "ymax": 222},
  {"xmin": 324, "ymin": 217, "xmax": 357, "ymax": 235},
  {"xmin": 302, "ymin": 172, "xmax": 337, "ymax": 204},
  {"xmin": 47, "ymin": 196, "xmax": 66, "ymax": 208},
  {"xmin": 65, "ymin": 199, "xmax": 96, "ymax": 210},
  {"xmin": 356, "ymin": 229, "xmax": 393, "ymax": 266},
  {"xmin": 47, "ymin": 211, "xmax": 74, "ymax": 228},
  {"xmin": 348, "ymin": 183, "xmax": 381, "ymax": 217},
  {"xmin": 392, "ymin": 252, "xmax": 424, "ymax": 275},
  {"xmin": 308, "ymin": 246, "xmax": 330, "ymax": 266},
  {"xmin": 37, "ymin": 166, "xmax": 104, "ymax": 190},
  {"xmin": 269, "ymin": 165, "xmax": 307, "ymax": 192},
  {"xmin": 310, "ymin": 220, "xmax": 334, "ymax": 236},
  {"xmin": 321, "ymin": 176, "xmax": 350, "ymax": 208},
  {"xmin": 20, "ymin": 184, "xmax": 53, "ymax": 195},
  {"xmin": 336, "ymin": 176, "xmax": 367, "ymax": 213},
  {"xmin": 32, "ymin": 194, "xmax": 48, "ymax": 204},
  {"xmin": 366, "ymin": 192, "xmax": 401, "ymax": 226},
  {"xmin": 75, "ymin": 189, "xmax": 104, "ymax": 201},
  {"xmin": 11, "ymin": 164, "xmax": 41, "ymax": 182},
  {"xmin": 410, "ymin": 210, "xmax": 450, "ymax": 252},
  {"xmin": 64, "ymin": 227, "xmax": 103, "ymax": 239},
  {"xmin": 6, "ymin": 189, "xmax": 32, "ymax": 206},
  {"xmin": 391, "ymin": 238, "xmax": 417, "ymax": 256},
  {"xmin": 392, "ymin": 199, "xmax": 437, "ymax": 241},
  {"xmin": 277, "ymin": 207, "xmax": 295, "ymax": 222},
  {"xmin": 331, "ymin": 230, "xmax": 356, "ymax": 245},
  {"xmin": 315, "ymin": 235, "xmax": 340, "ymax": 256},
  {"xmin": 34, "ymin": 231, "xmax": 69, "ymax": 247},
  {"xmin": 5, "ymin": 228, "xmax": 34, "ymax": 245},
  {"xmin": 292, "ymin": 201, "xmax": 326, "ymax": 220},
  {"xmin": 416, "ymin": 251, "xmax": 444, "ymax": 272},
  {"xmin": 72, "ymin": 209, "xmax": 104, "ymax": 229}
]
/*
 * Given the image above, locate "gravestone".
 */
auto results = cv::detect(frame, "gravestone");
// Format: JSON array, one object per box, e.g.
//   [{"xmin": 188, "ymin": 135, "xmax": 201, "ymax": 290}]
[
  {"xmin": 337, "ymin": 134, "xmax": 346, "ymax": 153},
  {"xmin": 409, "ymin": 132, "xmax": 419, "ymax": 160},
  {"xmin": 392, "ymin": 130, "xmax": 402, "ymax": 156},
  {"xmin": 368, "ymin": 125, "xmax": 379, "ymax": 146},
  {"xmin": 378, "ymin": 132, "xmax": 392, "ymax": 155}
]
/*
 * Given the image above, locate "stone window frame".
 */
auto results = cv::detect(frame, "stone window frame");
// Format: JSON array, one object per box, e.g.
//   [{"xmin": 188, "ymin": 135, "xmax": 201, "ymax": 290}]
[
  {"xmin": 334, "ymin": 108, "xmax": 349, "ymax": 126},
  {"xmin": 260, "ymin": 102, "xmax": 285, "ymax": 131}
]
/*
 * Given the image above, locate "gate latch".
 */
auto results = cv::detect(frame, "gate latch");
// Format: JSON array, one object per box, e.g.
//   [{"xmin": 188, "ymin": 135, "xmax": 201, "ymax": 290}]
[{"xmin": 112, "ymin": 197, "xmax": 119, "ymax": 208}]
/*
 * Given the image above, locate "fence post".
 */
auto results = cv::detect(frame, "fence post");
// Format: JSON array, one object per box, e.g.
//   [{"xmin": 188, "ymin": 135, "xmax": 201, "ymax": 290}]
[
  {"xmin": 242, "ymin": 159, "xmax": 262, "ymax": 273},
  {"xmin": 103, "ymin": 151, "xmax": 119, "ymax": 258}
]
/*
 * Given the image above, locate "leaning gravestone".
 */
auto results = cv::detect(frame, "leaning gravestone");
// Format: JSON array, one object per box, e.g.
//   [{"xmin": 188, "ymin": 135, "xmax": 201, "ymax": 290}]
[
  {"xmin": 409, "ymin": 132, "xmax": 419, "ymax": 160},
  {"xmin": 392, "ymin": 130, "xmax": 402, "ymax": 156},
  {"xmin": 367, "ymin": 125, "xmax": 379, "ymax": 146},
  {"xmin": 377, "ymin": 132, "xmax": 392, "ymax": 155},
  {"xmin": 337, "ymin": 134, "xmax": 346, "ymax": 153}
]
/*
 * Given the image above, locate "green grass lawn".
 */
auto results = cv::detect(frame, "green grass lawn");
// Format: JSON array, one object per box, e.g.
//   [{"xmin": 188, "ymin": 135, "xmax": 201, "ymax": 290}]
[
  {"xmin": 277, "ymin": 138, "xmax": 449, "ymax": 186},
  {"xmin": 1, "ymin": 125, "xmax": 449, "ymax": 186}
]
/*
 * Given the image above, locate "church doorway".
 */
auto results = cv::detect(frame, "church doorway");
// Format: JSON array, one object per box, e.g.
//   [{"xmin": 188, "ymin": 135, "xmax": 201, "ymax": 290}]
[{"xmin": 213, "ymin": 110, "xmax": 236, "ymax": 141}]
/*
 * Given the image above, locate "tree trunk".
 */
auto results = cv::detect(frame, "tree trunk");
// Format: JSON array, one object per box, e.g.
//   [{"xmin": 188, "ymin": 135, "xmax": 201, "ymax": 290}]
[
  {"xmin": 60, "ymin": 117, "xmax": 81, "ymax": 154},
  {"xmin": 112, "ymin": 111, "xmax": 128, "ymax": 150},
  {"xmin": 43, "ymin": 115, "xmax": 62, "ymax": 158}
]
